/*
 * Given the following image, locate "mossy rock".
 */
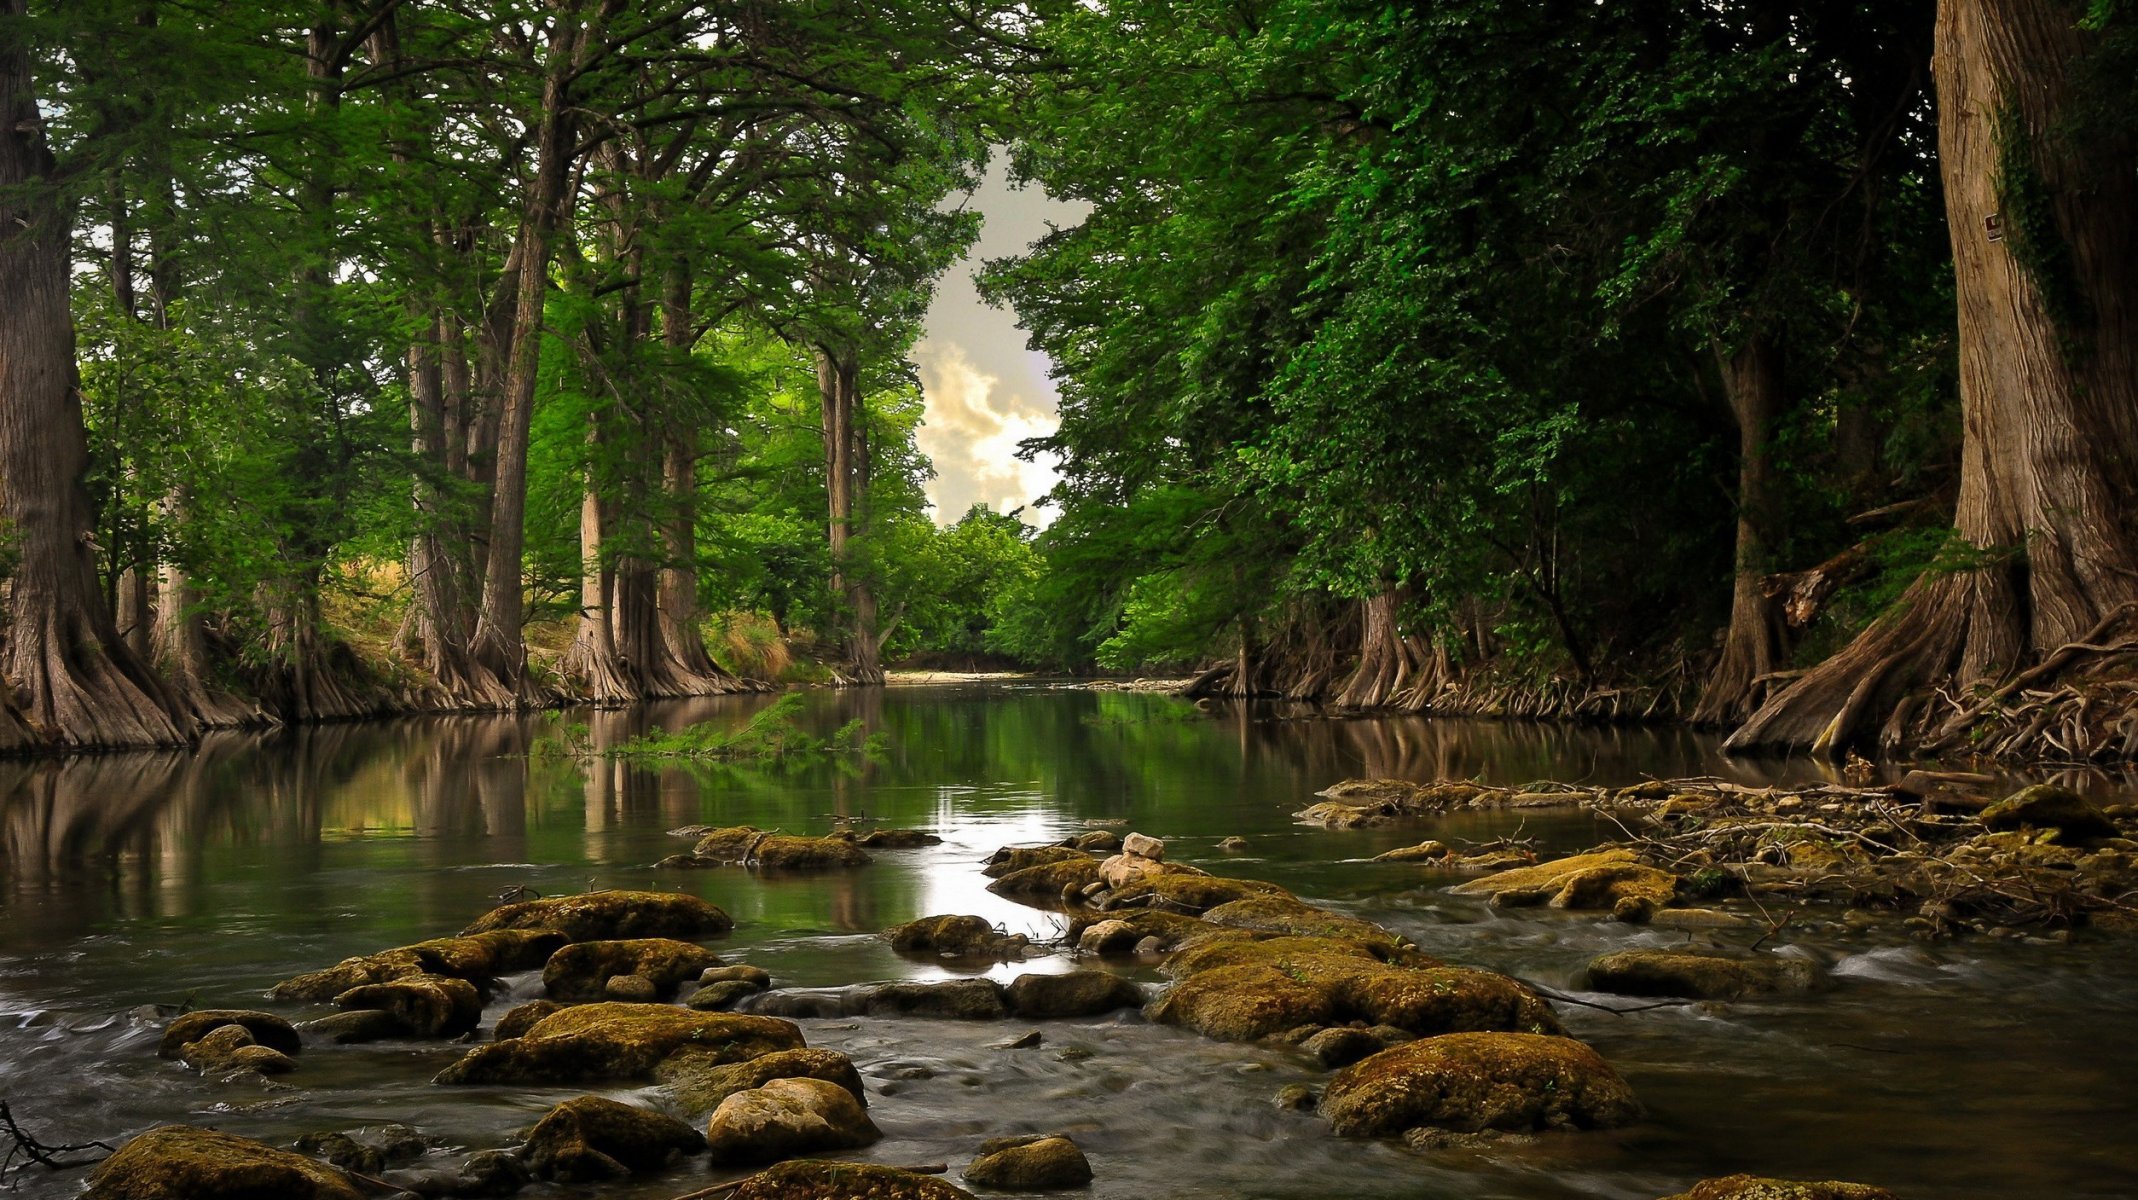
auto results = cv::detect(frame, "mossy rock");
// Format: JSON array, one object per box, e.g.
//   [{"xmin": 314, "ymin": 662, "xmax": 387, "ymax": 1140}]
[
  {"xmin": 855, "ymin": 979, "xmax": 1009, "ymax": 1020},
  {"xmin": 983, "ymin": 845, "xmax": 1094, "ymax": 879},
  {"xmin": 1104, "ymin": 873, "xmax": 1287, "ymax": 913},
  {"xmin": 334, "ymin": 973, "xmax": 483, "ymax": 1037},
  {"xmin": 1319, "ymin": 779, "xmax": 1491, "ymax": 811},
  {"xmin": 84, "ymin": 1126, "xmax": 362, "ymax": 1200},
  {"xmin": 1299, "ymin": 1025, "xmax": 1413, "ymax": 1068},
  {"xmin": 885, "ymin": 914, "xmax": 1028, "ymax": 960},
  {"xmin": 1659, "ymin": 1175, "xmax": 1900, "ymax": 1200},
  {"xmin": 728, "ymin": 1160, "xmax": 974, "ymax": 1200},
  {"xmin": 178, "ymin": 1024, "xmax": 298, "ymax": 1076},
  {"xmin": 1980, "ymin": 784, "xmax": 2117, "ymax": 844},
  {"xmin": 1199, "ymin": 895, "xmax": 1405, "ymax": 946},
  {"xmin": 495, "ymin": 999, "xmax": 566, "ymax": 1040},
  {"xmin": 301, "ymin": 1009, "xmax": 411, "ymax": 1044},
  {"xmin": 269, "ymin": 930, "xmax": 567, "ymax": 1001},
  {"xmin": 1162, "ymin": 934, "xmax": 1432, "ymax": 977},
  {"xmin": 690, "ymin": 826, "xmax": 873, "ymax": 870},
  {"xmin": 1338, "ymin": 967, "xmax": 1563, "ymax": 1038},
  {"xmin": 853, "ymin": 828, "xmax": 944, "ymax": 848},
  {"xmin": 658, "ymin": 1046, "xmax": 866, "ymax": 1116},
  {"xmin": 1065, "ymin": 908, "xmax": 1230, "ymax": 952},
  {"xmin": 521, "ymin": 1095, "xmax": 706, "ymax": 1182},
  {"xmin": 1373, "ymin": 841, "xmax": 1453, "ymax": 863},
  {"xmin": 1449, "ymin": 850, "xmax": 1678, "ymax": 912},
  {"xmin": 1005, "ymin": 971, "xmax": 1145, "ymax": 1019},
  {"xmin": 462, "ymin": 891, "xmax": 732, "ymax": 942},
  {"xmin": 543, "ymin": 938, "xmax": 726, "ymax": 1001},
  {"xmin": 158, "ymin": 1010, "xmax": 301, "ymax": 1059},
  {"xmin": 691, "ymin": 980, "xmax": 768, "ymax": 1011},
  {"xmin": 1587, "ymin": 949, "xmax": 1821, "ymax": 1000},
  {"xmin": 434, "ymin": 1002, "xmax": 804, "ymax": 1085},
  {"xmin": 1146, "ymin": 963, "xmax": 1340, "ymax": 1040},
  {"xmin": 988, "ymin": 857, "xmax": 1105, "ymax": 902},
  {"xmin": 964, "ymin": 1134, "xmax": 1093, "ymax": 1190},
  {"xmin": 1320, "ymin": 1032, "xmax": 1642, "ymax": 1137},
  {"xmin": 1293, "ymin": 801, "xmax": 1396, "ymax": 829},
  {"xmin": 705, "ymin": 1077, "xmax": 882, "ymax": 1165}
]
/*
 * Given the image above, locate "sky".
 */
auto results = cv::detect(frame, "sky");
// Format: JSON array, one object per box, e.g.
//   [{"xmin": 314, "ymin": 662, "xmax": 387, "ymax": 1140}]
[{"xmin": 913, "ymin": 161, "xmax": 1086, "ymax": 527}]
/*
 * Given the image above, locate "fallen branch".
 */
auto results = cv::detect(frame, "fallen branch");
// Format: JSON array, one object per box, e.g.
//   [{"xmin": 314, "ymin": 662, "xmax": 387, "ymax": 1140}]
[{"xmin": 0, "ymin": 1101, "xmax": 115, "ymax": 1179}]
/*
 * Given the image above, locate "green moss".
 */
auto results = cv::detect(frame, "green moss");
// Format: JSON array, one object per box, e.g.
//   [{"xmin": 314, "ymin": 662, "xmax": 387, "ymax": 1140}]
[
  {"xmin": 728, "ymin": 1160, "xmax": 974, "ymax": 1200},
  {"xmin": 656, "ymin": 1046, "xmax": 865, "ymax": 1116},
  {"xmin": 521, "ymin": 1096, "xmax": 705, "ymax": 1182},
  {"xmin": 542, "ymin": 938, "xmax": 726, "ymax": 1000},
  {"xmin": 461, "ymin": 891, "xmax": 732, "ymax": 941},
  {"xmin": 434, "ymin": 1003, "xmax": 804, "ymax": 1085},
  {"xmin": 85, "ymin": 1126, "xmax": 364, "ymax": 1200},
  {"xmin": 1320, "ymin": 1032, "xmax": 1643, "ymax": 1137}
]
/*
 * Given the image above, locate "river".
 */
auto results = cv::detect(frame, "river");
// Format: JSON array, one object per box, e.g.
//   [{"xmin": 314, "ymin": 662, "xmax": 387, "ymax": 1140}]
[{"xmin": 2, "ymin": 682, "xmax": 2133, "ymax": 1198}]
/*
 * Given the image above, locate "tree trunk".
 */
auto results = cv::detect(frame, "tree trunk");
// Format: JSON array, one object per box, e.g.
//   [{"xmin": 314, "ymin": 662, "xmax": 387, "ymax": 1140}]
[
  {"xmin": 652, "ymin": 258, "xmax": 743, "ymax": 691},
  {"xmin": 1334, "ymin": 588, "xmax": 1422, "ymax": 710},
  {"xmin": 470, "ymin": 2, "xmax": 590, "ymax": 697},
  {"xmin": 1726, "ymin": 0, "xmax": 2138, "ymax": 757},
  {"xmin": 561, "ymin": 420, "xmax": 638, "ymax": 705},
  {"xmin": 152, "ymin": 491, "xmax": 263, "ymax": 728},
  {"xmin": 1694, "ymin": 334, "xmax": 1787, "ymax": 725},
  {"xmin": 0, "ymin": 14, "xmax": 191, "ymax": 751},
  {"xmin": 816, "ymin": 345, "xmax": 884, "ymax": 685}
]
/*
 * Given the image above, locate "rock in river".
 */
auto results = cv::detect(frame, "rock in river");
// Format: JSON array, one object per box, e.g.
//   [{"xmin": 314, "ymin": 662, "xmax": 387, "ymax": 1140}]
[
  {"xmin": 728, "ymin": 1160, "xmax": 973, "ymax": 1200},
  {"xmin": 704, "ymin": 1076, "xmax": 882, "ymax": 1165},
  {"xmin": 657, "ymin": 1046, "xmax": 867, "ymax": 1115},
  {"xmin": 856, "ymin": 978, "xmax": 1010, "ymax": 1020},
  {"xmin": 885, "ymin": 914, "xmax": 1030, "ymax": 960},
  {"xmin": 334, "ymin": 973, "xmax": 483, "ymax": 1037},
  {"xmin": 435, "ymin": 1002, "xmax": 804, "ymax": 1085},
  {"xmin": 689, "ymin": 826, "xmax": 873, "ymax": 870},
  {"xmin": 1005, "ymin": 971, "xmax": 1145, "ymax": 1019},
  {"xmin": 176, "ymin": 1024, "xmax": 297, "ymax": 1076},
  {"xmin": 461, "ymin": 890, "xmax": 733, "ymax": 941},
  {"xmin": 1448, "ymin": 849, "xmax": 1679, "ymax": 913},
  {"xmin": 269, "ymin": 929, "xmax": 567, "ymax": 1001},
  {"xmin": 158, "ymin": 1009, "xmax": 301, "ymax": 1059},
  {"xmin": 521, "ymin": 1095, "xmax": 706, "ymax": 1182},
  {"xmin": 542, "ymin": 937, "xmax": 725, "ymax": 1000},
  {"xmin": 983, "ymin": 845, "xmax": 1093, "ymax": 879},
  {"xmin": 1587, "ymin": 949, "xmax": 1821, "ymax": 1000},
  {"xmin": 85, "ymin": 1126, "xmax": 362, "ymax": 1200},
  {"xmin": 1319, "ymin": 1032, "xmax": 1643, "ymax": 1137},
  {"xmin": 1980, "ymin": 784, "xmax": 2118, "ymax": 844},
  {"xmin": 964, "ymin": 1134, "xmax": 1094, "ymax": 1190},
  {"xmin": 1659, "ymin": 1176, "xmax": 1900, "ymax": 1200}
]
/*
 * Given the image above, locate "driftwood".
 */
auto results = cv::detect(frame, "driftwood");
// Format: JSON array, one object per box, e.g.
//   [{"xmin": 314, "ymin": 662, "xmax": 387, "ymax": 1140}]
[{"xmin": 0, "ymin": 1101, "xmax": 114, "ymax": 1179}]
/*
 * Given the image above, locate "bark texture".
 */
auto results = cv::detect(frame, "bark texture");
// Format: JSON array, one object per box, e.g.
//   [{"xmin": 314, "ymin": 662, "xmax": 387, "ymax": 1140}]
[
  {"xmin": 1, "ymin": 14, "xmax": 192, "ymax": 751},
  {"xmin": 1727, "ymin": 0, "xmax": 2138, "ymax": 757},
  {"xmin": 817, "ymin": 346, "xmax": 885, "ymax": 685},
  {"xmin": 1693, "ymin": 335, "xmax": 1787, "ymax": 725}
]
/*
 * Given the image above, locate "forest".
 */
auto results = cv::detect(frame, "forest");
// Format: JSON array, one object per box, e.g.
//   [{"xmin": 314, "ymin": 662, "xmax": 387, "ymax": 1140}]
[{"xmin": 3, "ymin": 0, "xmax": 2136, "ymax": 764}]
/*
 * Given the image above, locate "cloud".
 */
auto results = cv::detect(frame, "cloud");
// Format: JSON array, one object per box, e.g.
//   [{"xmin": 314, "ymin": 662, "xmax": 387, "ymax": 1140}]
[{"xmin": 914, "ymin": 338, "xmax": 1059, "ymax": 525}]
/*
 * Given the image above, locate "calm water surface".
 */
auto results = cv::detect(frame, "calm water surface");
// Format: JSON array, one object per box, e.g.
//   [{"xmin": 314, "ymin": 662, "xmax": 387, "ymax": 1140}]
[{"xmin": 2, "ymin": 683, "xmax": 2133, "ymax": 1199}]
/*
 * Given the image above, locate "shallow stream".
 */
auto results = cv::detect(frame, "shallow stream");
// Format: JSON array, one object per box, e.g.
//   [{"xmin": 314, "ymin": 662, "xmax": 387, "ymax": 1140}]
[{"xmin": 2, "ymin": 684, "xmax": 2133, "ymax": 1198}]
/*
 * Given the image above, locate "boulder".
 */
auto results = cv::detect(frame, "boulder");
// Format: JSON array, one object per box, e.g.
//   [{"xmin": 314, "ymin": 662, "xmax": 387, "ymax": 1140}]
[
  {"xmin": 1122, "ymin": 832, "xmax": 1166, "ymax": 860},
  {"xmin": 334, "ymin": 974, "xmax": 483, "ymax": 1037},
  {"xmin": 1199, "ymin": 895, "xmax": 1406, "ymax": 946},
  {"xmin": 1587, "ymin": 949, "xmax": 1821, "ymax": 1000},
  {"xmin": 885, "ymin": 915, "xmax": 1029, "ymax": 960},
  {"xmin": 988, "ymin": 857, "xmax": 1106, "ymax": 902},
  {"xmin": 704, "ymin": 1076, "xmax": 881, "ymax": 1165},
  {"xmin": 301, "ymin": 1009, "xmax": 412, "ymax": 1044},
  {"xmin": 1373, "ymin": 841, "xmax": 1452, "ymax": 863},
  {"xmin": 704, "ymin": 964, "xmax": 775, "ymax": 989},
  {"xmin": 855, "ymin": 979, "xmax": 1009, "ymax": 1020},
  {"xmin": 963, "ymin": 1134, "xmax": 1093, "ymax": 1190},
  {"xmin": 691, "ymin": 826, "xmax": 872, "ymax": 870},
  {"xmin": 984, "ymin": 845, "xmax": 1094, "ymax": 878},
  {"xmin": 690, "ymin": 980, "xmax": 767, "ymax": 1011},
  {"xmin": 1068, "ymin": 909, "xmax": 1232, "ymax": 953},
  {"xmin": 1980, "ymin": 784, "xmax": 2118, "ymax": 843},
  {"xmin": 1320, "ymin": 1033, "xmax": 1642, "ymax": 1137},
  {"xmin": 543, "ymin": 938, "xmax": 725, "ymax": 1000},
  {"xmin": 521, "ymin": 1095, "xmax": 706, "ymax": 1182},
  {"xmin": 727, "ymin": 1160, "xmax": 973, "ymax": 1200},
  {"xmin": 270, "ymin": 929, "xmax": 568, "ymax": 1001},
  {"xmin": 462, "ymin": 890, "xmax": 732, "ymax": 941},
  {"xmin": 293, "ymin": 1125, "xmax": 431, "ymax": 1176},
  {"xmin": 657, "ymin": 1046, "xmax": 866, "ymax": 1115},
  {"xmin": 84, "ymin": 1126, "xmax": 362, "ymax": 1200},
  {"xmin": 607, "ymin": 974, "xmax": 659, "ymax": 1002},
  {"xmin": 1294, "ymin": 801, "xmax": 1395, "ymax": 829},
  {"xmin": 1299, "ymin": 1025, "xmax": 1412, "ymax": 1069},
  {"xmin": 158, "ymin": 1010, "xmax": 301, "ymax": 1059},
  {"xmin": 1101, "ymin": 873, "xmax": 1282, "ymax": 913},
  {"xmin": 854, "ymin": 828, "xmax": 944, "ymax": 848},
  {"xmin": 435, "ymin": 1003, "xmax": 804, "ymax": 1085},
  {"xmin": 1005, "ymin": 971, "xmax": 1145, "ymax": 1019},
  {"xmin": 177, "ymin": 1024, "xmax": 297, "ymax": 1076},
  {"xmin": 1658, "ymin": 1176, "xmax": 1900, "ymax": 1200},
  {"xmin": 1318, "ymin": 779, "xmax": 1491, "ymax": 811},
  {"xmin": 1071, "ymin": 831, "xmax": 1123, "ymax": 853},
  {"xmin": 494, "ymin": 999, "xmax": 565, "ymax": 1040},
  {"xmin": 1449, "ymin": 850, "xmax": 1679, "ymax": 912}
]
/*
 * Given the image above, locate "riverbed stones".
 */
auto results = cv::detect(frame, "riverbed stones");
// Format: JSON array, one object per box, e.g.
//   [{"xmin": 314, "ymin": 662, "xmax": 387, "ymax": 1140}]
[
  {"xmin": 727, "ymin": 1160, "xmax": 974, "ymax": 1200},
  {"xmin": 1122, "ymin": 832, "xmax": 1165, "ymax": 860},
  {"xmin": 688, "ymin": 826, "xmax": 874, "ymax": 870},
  {"xmin": 964, "ymin": 1134, "xmax": 1094, "ymax": 1190},
  {"xmin": 658, "ymin": 1046, "xmax": 866, "ymax": 1115},
  {"xmin": 1319, "ymin": 1032, "xmax": 1642, "ymax": 1137},
  {"xmin": 1980, "ymin": 784, "xmax": 2118, "ymax": 844},
  {"xmin": 704, "ymin": 1076, "xmax": 882, "ymax": 1165},
  {"xmin": 435, "ymin": 1002, "xmax": 805, "ymax": 1085},
  {"xmin": 852, "ymin": 828, "xmax": 945, "ymax": 848},
  {"xmin": 269, "ymin": 929, "xmax": 569, "ymax": 1002},
  {"xmin": 1659, "ymin": 1176, "xmax": 1901, "ymax": 1200},
  {"xmin": 1299, "ymin": 1025, "xmax": 1413, "ymax": 1068},
  {"xmin": 302, "ymin": 1008, "xmax": 413, "ymax": 1044},
  {"xmin": 85, "ymin": 1126, "xmax": 363, "ymax": 1200},
  {"xmin": 1070, "ymin": 908, "xmax": 1237, "ymax": 953},
  {"xmin": 462, "ymin": 890, "xmax": 733, "ymax": 941},
  {"xmin": 857, "ymin": 978, "xmax": 1010, "ymax": 1020},
  {"xmin": 1071, "ymin": 830, "xmax": 1123, "ymax": 853},
  {"xmin": 542, "ymin": 937, "xmax": 725, "ymax": 1000},
  {"xmin": 1101, "ymin": 872, "xmax": 1283, "ymax": 913},
  {"xmin": 521, "ymin": 1095, "xmax": 706, "ymax": 1182},
  {"xmin": 1199, "ymin": 894, "xmax": 1406, "ymax": 946},
  {"xmin": 177, "ymin": 1023, "xmax": 298, "ymax": 1076},
  {"xmin": 335, "ymin": 973, "xmax": 483, "ymax": 1037},
  {"xmin": 989, "ymin": 855, "xmax": 1106, "ymax": 900},
  {"xmin": 1449, "ymin": 849, "xmax": 1679, "ymax": 912},
  {"xmin": 886, "ymin": 914, "xmax": 1030, "ymax": 960},
  {"xmin": 985, "ymin": 845, "xmax": 1094, "ymax": 878},
  {"xmin": 1587, "ymin": 949, "xmax": 1821, "ymax": 1000},
  {"xmin": 691, "ymin": 980, "xmax": 768, "ymax": 1010},
  {"xmin": 494, "ymin": 999, "xmax": 564, "ymax": 1039},
  {"xmin": 158, "ymin": 1009, "xmax": 301, "ymax": 1058},
  {"xmin": 1005, "ymin": 971, "xmax": 1145, "ymax": 1019}
]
